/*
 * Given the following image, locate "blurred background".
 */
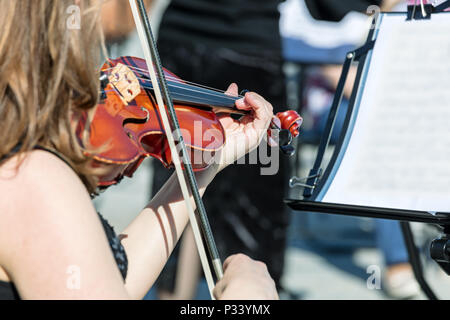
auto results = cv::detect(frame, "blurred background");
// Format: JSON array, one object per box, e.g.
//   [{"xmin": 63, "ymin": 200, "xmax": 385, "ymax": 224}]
[{"xmin": 96, "ymin": 0, "xmax": 450, "ymax": 300}]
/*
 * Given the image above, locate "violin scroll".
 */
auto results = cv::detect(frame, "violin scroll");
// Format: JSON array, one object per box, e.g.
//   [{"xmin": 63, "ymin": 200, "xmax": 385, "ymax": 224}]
[
  {"xmin": 276, "ymin": 110, "xmax": 302, "ymax": 138},
  {"xmin": 268, "ymin": 110, "xmax": 302, "ymax": 156}
]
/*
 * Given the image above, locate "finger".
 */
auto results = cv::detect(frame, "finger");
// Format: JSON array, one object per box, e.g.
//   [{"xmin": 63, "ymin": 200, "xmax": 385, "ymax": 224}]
[
  {"xmin": 216, "ymin": 114, "xmax": 234, "ymax": 126},
  {"xmin": 223, "ymin": 253, "xmax": 254, "ymax": 273},
  {"xmin": 222, "ymin": 254, "xmax": 237, "ymax": 272},
  {"xmin": 244, "ymin": 92, "xmax": 272, "ymax": 119},
  {"xmin": 217, "ymin": 115, "xmax": 241, "ymax": 132},
  {"xmin": 235, "ymin": 97, "xmax": 253, "ymax": 111},
  {"xmin": 213, "ymin": 279, "xmax": 226, "ymax": 300},
  {"xmin": 239, "ymin": 92, "xmax": 273, "ymax": 130},
  {"xmin": 214, "ymin": 254, "xmax": 240, "ymax": 300},
  {"xmin": 250, "ymin": 92, "xmax": 273, "ymax": 115},
  {"xmin": 225, "ymin": 83, "xmax": 239, "ymax": 97}
]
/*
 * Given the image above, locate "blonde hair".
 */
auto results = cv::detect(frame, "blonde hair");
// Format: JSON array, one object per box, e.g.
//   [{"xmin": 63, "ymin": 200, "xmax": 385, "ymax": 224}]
[{"xmin": 0, "ymin": 0, "xmax": 104, "ymax": 193}]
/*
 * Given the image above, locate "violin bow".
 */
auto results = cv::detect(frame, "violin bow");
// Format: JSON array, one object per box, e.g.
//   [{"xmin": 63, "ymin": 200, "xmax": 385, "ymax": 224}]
[{"xmin": 128, "ymin": 0, "xmax": 223, "ymax": 298}]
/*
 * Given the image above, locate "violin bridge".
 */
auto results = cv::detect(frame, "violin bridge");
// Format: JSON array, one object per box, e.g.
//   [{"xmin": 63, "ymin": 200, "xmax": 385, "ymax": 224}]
[{"xmin": 108, "ymin": 63, "xmax": 141, "ymax": 105}]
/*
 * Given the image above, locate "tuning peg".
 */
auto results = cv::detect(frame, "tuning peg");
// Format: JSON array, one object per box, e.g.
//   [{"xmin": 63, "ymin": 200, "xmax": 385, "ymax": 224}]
[
  {"xmin": 280, "ymin": 145, "xmax": 295, "ymax": 156},
  {"xmin": 278, "ymin": 129, "xmax": 293, "ymax": 147}
]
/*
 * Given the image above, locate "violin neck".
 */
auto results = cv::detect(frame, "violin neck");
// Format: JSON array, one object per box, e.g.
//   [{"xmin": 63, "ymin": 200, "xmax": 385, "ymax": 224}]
[
  {"xmin": 170, "ymin": 84, "xmax": 245, "ymax": 114},
  {"xmin": 141, "ymin": 77, "xmax": 244, "ymax": 115}
]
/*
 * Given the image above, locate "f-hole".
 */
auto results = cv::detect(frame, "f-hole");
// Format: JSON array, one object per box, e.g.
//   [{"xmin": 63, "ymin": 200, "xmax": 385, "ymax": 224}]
[{"xmin": 122, "ymin": 107, "xmax": 150, "ymax": 126}]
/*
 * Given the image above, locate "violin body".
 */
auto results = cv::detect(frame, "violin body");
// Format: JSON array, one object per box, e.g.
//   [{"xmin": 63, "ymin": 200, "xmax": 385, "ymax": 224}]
[{"xmin": 78, "ymin": 56, "xmax": 302, "ymax": 187}]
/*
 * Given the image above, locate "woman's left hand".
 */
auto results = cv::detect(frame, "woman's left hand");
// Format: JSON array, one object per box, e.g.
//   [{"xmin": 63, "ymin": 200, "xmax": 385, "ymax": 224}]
[{"xmin": 216, "ymin": 83, "xmax": 274, "ymax": 172}]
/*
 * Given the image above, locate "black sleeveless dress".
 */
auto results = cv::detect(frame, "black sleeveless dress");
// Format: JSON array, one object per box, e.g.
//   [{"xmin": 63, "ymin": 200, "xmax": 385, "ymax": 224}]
[{"xmin": 0, "ymin": 146, "xmax": 128, "ymax": 300}]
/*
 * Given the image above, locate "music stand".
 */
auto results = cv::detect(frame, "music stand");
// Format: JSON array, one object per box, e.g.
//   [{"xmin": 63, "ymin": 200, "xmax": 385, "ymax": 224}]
[{"xmin": 286, "ymin": 2, "xmax": 450, "ymax": 300}]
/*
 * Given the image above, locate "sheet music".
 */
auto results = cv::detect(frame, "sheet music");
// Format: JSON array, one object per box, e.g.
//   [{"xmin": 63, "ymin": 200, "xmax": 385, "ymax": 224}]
[{"xmin": 322, "ymin": 13, "xmax": 450, "ymax": 212}]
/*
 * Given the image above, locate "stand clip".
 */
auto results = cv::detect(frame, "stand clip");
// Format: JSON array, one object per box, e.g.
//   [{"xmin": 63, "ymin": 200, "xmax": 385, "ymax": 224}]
[
  {"xmin": 407, "ymin": 2, "xmax": 433, "ymax": 20},
  {"xmin": 289, "ymin": 171, "xmax": 322, "ymax": 189}
]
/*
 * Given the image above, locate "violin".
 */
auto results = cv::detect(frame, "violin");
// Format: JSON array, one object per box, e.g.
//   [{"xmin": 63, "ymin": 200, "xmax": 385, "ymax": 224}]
[{"xmin": 77, "ymin": 56, "xmax": 302, "ymax": 188}]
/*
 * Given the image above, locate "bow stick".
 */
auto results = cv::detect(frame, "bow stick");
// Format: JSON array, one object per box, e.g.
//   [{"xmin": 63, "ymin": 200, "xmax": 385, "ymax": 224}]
[{"xmin": 128, "ymin": 0, "xmax": 223, "ymax": 298}]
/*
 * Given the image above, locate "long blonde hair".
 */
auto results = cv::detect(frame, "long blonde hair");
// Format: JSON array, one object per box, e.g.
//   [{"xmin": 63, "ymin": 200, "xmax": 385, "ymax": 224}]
[{"xmin": 0, "ymin": 0, "xmax": 104, "ymax": 193}]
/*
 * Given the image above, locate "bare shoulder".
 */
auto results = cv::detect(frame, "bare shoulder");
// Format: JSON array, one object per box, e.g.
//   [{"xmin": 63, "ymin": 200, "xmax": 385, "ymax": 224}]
[
  {"xmin": 0, "ymin": 149, "xmax": 93, "ymax": 260},
  {"xmin": 0, "ymin": 149, "xmax": 81, "ymax": 188},
  {"xmin": 0, "ymin": 149, "xmax": 88, "ymax": 213}
]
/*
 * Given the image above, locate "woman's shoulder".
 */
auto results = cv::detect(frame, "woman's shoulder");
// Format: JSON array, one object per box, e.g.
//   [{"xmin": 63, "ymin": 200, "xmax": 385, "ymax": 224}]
[
  {"xmin": 0, "ymin": 149, "xmax": 93, "ymax": 251},
  {"xmin": 0, "ymin": 149, "xmax": 83, "ymax": 198}
]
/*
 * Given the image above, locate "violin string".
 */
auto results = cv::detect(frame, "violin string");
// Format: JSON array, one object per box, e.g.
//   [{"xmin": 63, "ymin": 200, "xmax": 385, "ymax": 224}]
[
  {"xmin": 102, "ymin": 64, "xmax": 232, "ymax": 96},
  {"xmin": 107, "ymin": 77, "xmax": 241, "ymax": 106},
  {"xmin": 104, "ymin": 70, "xmax": 245, "ymax": 105},
  {"xmin": 104, "ymin": 69, "xmax": 244, "ymax": 103},
  {"xmin": 102, "ymin": 64, "xmax": 245, "ymax": 99},
  {"xmin": 103, "ymin": 80, "xmax": 247, "ymax": 114},
  {"xmin": 106, "ymin": 72, "xmax": 243, "ymax": 104}
]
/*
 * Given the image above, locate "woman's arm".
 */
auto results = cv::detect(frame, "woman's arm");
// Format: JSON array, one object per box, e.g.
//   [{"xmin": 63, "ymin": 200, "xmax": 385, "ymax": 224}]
[{"xmin": 121, "ymin": 166, "xmax": 217, "ymax": 299}]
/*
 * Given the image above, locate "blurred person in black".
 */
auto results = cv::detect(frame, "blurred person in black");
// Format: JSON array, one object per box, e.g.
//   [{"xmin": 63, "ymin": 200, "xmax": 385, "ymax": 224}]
[{"xmin": 152, "ymin": 0, "xmax": 290, "ymax": 298}]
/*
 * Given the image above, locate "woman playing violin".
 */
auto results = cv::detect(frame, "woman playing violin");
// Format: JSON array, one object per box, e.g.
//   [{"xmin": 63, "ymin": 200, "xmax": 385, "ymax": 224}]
[{"xmin": 0, "ymin": 0, "xmax": 278, "ymax": 300}]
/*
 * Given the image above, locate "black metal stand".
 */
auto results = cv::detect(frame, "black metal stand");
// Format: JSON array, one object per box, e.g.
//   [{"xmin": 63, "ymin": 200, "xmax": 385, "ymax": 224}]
[{"xmin": 400, "ymin": 222, "xmax": 438, "ymax": 300}]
